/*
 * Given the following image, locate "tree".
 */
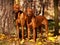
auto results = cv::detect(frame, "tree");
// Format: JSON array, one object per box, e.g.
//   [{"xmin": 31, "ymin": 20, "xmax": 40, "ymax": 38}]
[
  {"xmin": 40, "ymin": 0, "xmax": 45, "ymax": 16},
  {"xmin": 54, "ymin": 0, "xmax": 59, "ymax": 36},
  {"xmin": 0, "ymin": 0, "xmax": 15, "ymax": 38}
]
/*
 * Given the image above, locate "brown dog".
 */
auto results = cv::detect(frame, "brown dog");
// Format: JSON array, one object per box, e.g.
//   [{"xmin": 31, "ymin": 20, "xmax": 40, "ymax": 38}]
[
  {"xmin": 16, "ymin": 11, "xmax": 27, "ymax": 39},
  {"xmin": 26, "ymin": 7, "xmax": 35, "ymax": 40},
  {"xmin": 28, "ymin": 15, "xmax": 48, "ymax": 42},
  {"xmin": 14, "ymin": 5, "xmax": 34, "ymax": 40},
  {"xmin": 13, "ymin": 4, "xmax": 28, "ymax": 40}
]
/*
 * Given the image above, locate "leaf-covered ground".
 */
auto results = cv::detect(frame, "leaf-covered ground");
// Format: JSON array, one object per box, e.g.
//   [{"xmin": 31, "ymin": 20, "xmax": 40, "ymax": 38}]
[{"xmin": 0, "ymin": 33, "xmax": 60, "ymax": 45}]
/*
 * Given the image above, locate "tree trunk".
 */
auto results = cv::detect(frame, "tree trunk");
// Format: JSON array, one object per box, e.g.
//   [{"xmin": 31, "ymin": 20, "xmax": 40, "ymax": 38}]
[
  {"xmin": 40, "ymin": 0, "xmax": 45, "ymax": 16},
  {"xmin": 0, "ymin": 0, "xmax": 14, "ymax": 36},
  {"xmin": 42, "ymin": 3, "xmax": 45, "ymax": 16},
  {"xmin": 54, "ymin": 0, "xmax": 59, "ymax": 36}
]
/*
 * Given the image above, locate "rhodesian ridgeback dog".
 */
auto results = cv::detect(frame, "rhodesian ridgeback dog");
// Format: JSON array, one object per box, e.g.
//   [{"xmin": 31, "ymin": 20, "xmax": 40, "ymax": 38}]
[{"xmin": 28, "ymin": 15, "xmax": 48, "ymax": 42}]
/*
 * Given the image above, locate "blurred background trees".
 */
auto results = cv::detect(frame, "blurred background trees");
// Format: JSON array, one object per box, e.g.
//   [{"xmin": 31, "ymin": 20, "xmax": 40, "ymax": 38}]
[{"xmin": 0, "ymin": 0, "xmax": 60, "ymax": 36}]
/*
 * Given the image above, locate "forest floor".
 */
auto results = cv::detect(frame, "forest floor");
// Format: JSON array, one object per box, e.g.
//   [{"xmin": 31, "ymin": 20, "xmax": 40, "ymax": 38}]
[{"xmin": 0, "ymin": 32, "xmax": 60, "ymax": 45}]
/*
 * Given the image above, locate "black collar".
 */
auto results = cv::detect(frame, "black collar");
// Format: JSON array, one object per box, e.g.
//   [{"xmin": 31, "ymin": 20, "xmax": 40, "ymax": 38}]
[{"xmin": 17, "ymin": 10, "xmax": 23, "ymax": 14}]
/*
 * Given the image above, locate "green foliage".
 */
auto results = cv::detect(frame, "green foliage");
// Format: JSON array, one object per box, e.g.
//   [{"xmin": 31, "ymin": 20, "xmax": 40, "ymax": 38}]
[{"xmin": 48, "ymin": 20, "xmax": 55, "ymax": 30}]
